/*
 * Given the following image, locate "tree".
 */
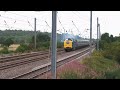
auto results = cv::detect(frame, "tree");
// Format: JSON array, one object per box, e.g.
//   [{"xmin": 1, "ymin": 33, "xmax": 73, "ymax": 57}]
[
  {"xmin": 114, "ymin": 36, "xmax": 120, "ymax": 42},
  {"xmin": 101, "ymin": 33, "xmax": 110, "ymax": 43},
  {"xmin": 32, "ymin": 33, "xmax": 50, "ymax": 43},
  {"xmin": 110, "ymin": 35, "xmax": 114, "ymax": 42},
  {"xmin": 3, "ymin": 38, "xmax": 14, "ymax": 47},
  {"xmin": 0, "ymin": 37, "xmax": 5, "ymax": 44}
]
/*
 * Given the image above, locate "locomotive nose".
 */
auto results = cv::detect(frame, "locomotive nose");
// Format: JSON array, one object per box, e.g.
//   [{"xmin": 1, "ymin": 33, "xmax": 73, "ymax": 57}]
[{"xmin": 66, "ymin": 40, "xmax": 69, "ymax": 44}]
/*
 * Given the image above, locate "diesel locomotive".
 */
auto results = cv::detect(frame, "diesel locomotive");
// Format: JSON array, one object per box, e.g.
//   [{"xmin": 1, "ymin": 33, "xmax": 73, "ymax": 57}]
[{"xmin": 64, "ymin": 38, "xmax": 90, "ymax": 52}]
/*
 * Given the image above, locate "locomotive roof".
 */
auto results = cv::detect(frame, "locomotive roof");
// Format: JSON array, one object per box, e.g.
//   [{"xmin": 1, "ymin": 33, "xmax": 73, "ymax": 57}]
[{"xmin": 65, "ymin": 38, "xmax": 89, "ymax": 42}]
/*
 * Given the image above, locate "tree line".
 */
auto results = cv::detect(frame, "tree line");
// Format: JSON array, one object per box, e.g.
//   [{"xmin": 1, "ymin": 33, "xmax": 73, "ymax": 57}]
[{"xmin": 99, "ymin": 32, "xmax": 120, "ymax": 63}]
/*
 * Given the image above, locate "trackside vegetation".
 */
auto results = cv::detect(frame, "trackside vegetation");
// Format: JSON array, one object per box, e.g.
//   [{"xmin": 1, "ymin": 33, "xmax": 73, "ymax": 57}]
[
  {"xmin": 0, "ymin": 30, "xmax": 64, "ymax": 54},
  {"xmin": 58, "ymin": 33, "xmax": 120, "ymax": 79}
]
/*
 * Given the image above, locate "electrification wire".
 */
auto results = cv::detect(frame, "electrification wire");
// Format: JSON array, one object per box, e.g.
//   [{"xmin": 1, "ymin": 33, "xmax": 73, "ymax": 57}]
[
  {"xmin": 58, "ymin": 12, "xmax": 81, "ymax": 35},
  {"xmin": 6, "ymin": 11, "xmax": 47, "ymax": 22},
  {"xmin": 57, "ymin": 15, "xmax": 67, "ymax": 33},
  {"xmin": 72, "ymin": 20, "xmax": 82, "ymax": 36},
  {"xmin": 0, "ymin": 15, "xmax": 34, "ymax": 25},
  {"xmin": 1, "ymin": 16, "xmax": 34, "ymax": 30},
  {"xmin": 57, "ymin": 12, "xmax": 87, "ymax": 33},
  {"xmin": 72, "ymin": 11, "xmax": 89, "ymax": 21},
  {"xmin": 2, "ymin": 16, "xmax": 47, "ymax": 29},
  {"xmin": 0, "ymin": 14, "xmax": 46, "ymax": 30},
  {"xmin": 7, "ymin": 11, "xmax": 34, "ymax": 20},
  {"xmin": 71, "ymin": 11, "xmax": 89, "ymax": 25},
  {"xmin": 45, "ymin": 21, "xmax": 51, "ymax": 29},
  {"xmin": 0, "ymin": 24, "xmax": 23, "ymax": 30},
  {"xmin": 0, "ymin": 19, "xmax": 34, "ymax": 30},
  {"xmin": 28, "ymin": 21, "xmax": 34, "ymax": 29},
  {"xmin": 0, "ymin": 12, "xmax": 44, "ymax": 26},
  {"xmin": 4, "ymin": 20, "xmax": 10, "ymax": 29},
  {"xmin": 71, "ymin": 12, "xmax": 90, "ymax": 37}
]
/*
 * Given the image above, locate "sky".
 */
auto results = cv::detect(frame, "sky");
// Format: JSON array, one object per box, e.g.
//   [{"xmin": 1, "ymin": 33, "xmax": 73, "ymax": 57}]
[{"xmin": 0, "ymin": 11, "xmax": 120, "ymax": 39}]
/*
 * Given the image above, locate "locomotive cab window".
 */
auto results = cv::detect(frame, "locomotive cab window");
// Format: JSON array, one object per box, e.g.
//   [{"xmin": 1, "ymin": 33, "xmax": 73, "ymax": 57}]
[{"xmin": 68, "ymin": 38, "xmax": 72, "ymax": 41}]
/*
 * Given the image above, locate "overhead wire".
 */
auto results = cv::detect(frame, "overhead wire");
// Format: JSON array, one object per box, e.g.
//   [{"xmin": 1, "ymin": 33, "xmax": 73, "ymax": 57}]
[
  {"xmin": 71, "ymin": 11, "xmax": 91, "ymax": 38},
  {"xmin": 0, "ymin": 12, "xmax": 50, "ymax": 32},
  {"xmin": 72, "ymin": 20, "xmax": 82, "ymax": 36},
  {"xmin": 71, "ymin": 11, "xmax": 89, "ymax": 26},
  {"xmin": 0, "ymin": 13, "xmax": 46, "ymax": 26},
  {"xmin": 0, "ymin": 14, "xmax": 39, "ymax": 30},
  {"xmin": 0, "ymin": 11, "xmax": 91, "ymax": 37},
  {"xmin": 45, "ymin": 21, "xmax": 51, "ymax": 29},
  {"xmin": 5, "ymin": 11, "xmax": 47, "ymax": 22},
  {"xmin": 7, "ymin": 11, "xmax": 34, "ymax": 20},
  {"xmin": 0, "ymin": 24, "xmax": 24, "ymax": 30},
  {"xmin": 58, "ymin": 12, "xmax": 89, "ymax": 37},
  {"xmin": 72, "ymin": 11, "xmax": 89, "ymax": 21},
  {"xmin": 57, "ymin": 14, "xmax": 67, "ymax": 33}
]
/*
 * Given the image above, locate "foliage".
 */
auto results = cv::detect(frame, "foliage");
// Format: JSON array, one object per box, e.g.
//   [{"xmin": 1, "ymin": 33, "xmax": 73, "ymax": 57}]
[
  {"xmin": 79, "ymin": 51, "xmax": 120, "ymax": 79},
  {"xmin": 83, "ymin": 53, "xmax": 118, "ymax": 74},
  {"xmin": 15, "ymin": 44, "xmax": 29, "ymax": 53},
  {"xmin": 101, "ymin": 33, "xmax": 111, "ymax": 43},
  {"xmin": 109, "ymin": 35, "xmax": 114, "ymax": 42},
  {"xmin": 101, "ymin": 41, "xmax": 120, "ymax": 63},
  {"xmin": 57, "ymin": 42, "xmax": 63, "ymax": 48},
  {"xmin": 0, "ymin": 37, "xmax": 5, "ymax": 44},
  {"xmin": 3, "ymin": 38, "xmax": 14, "ymax": 47},
  {"xmin": 0, "ymin": 30, "xmax": 35, "ymax": 44},
  {"xmin": 31, "ymin": 32, "xmax": 50, "ymax": 43},
  {"xmin": 104, "ymin": 69, "xmax": 120, "ymax": 79},
  {"xmin": 36, "ymin": 41, "xmax": 50, "ymax": 49},
  {"xmin": 0, "ymin": 47, "xmax": 9, "ymax": 54},
  {"xmin": 99, "ymin": 33, "xmax": 120, "ymax": 63}
]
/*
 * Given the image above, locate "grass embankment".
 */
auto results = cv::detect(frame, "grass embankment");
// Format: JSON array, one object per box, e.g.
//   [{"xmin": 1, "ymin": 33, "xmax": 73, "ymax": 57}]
[{"xmin": 58, "ymin": 50, "xmax": 120, "ymax": 79}]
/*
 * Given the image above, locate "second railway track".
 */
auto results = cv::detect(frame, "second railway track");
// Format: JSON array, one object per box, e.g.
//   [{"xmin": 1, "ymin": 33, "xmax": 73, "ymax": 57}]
[
  {"xmin": 0, "ymin": 48, "xmax": 65, "ymax": 70},
  {"xmin": 0, "ymin": 48, "xmax": 64, "ymax": 63}
]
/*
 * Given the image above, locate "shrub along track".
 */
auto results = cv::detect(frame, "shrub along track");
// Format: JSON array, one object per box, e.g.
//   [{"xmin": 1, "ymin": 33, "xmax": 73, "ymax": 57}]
[
  {"xmin": 11, "ymin": 46, "xmax": 95, "ymax": 79},
  {"xmin": 0, "ymin": 48, "xmax": 64, "ymax": 70}
]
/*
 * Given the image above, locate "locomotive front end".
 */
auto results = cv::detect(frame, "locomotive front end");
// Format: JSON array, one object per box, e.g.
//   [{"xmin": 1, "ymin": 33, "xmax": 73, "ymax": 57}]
[{"xmin": 64, "ymin": 38, "xmax": 73, "ymax": 52}]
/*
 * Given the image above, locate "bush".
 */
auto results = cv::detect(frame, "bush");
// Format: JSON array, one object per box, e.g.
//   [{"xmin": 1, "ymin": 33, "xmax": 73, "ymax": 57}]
[
  {"xmin": 36, "ymin": 41, "xmax": 50, "ymax": 49},
  {"xmin": 3, "ymin": 38, "xmax": 14, "ymax": 47},
  {"xmin": 104, "ymin": 69, "xmax": 120, "ymax": 79},
  {"xmin": 91, "ymin": 50, "xmax": 103, "ymax": 57},
  {"xmin": 16, "ymin": 44, "xmax": 29, "ymax": 53},
  {"xmin": 57, "ymin": 42, "xmax": 63, "ymax": 48},
  {"xmin": 83, "ymin": 51, "xmax": 119, "ymax": 74},
  {"xmin": 0, "ymin": 47, "xmax": 9, "ymax": 54},
  {"xmin": 111, "ymin": 42, "xmax": 120, "ymax": 63},
  {"xmin": 101, "ymin": 41, "xmax": 120, "ymax": 63}
]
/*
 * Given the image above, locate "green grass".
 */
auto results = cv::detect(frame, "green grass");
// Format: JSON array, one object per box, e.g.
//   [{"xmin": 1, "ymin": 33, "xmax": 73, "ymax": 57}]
[
  {"xmin": 83, "ymin": 51, "xmax": 119, "ymax": 74},
  {"xmin": 103, "ymin": 69, "xmax": 120, "ymax": 79}
]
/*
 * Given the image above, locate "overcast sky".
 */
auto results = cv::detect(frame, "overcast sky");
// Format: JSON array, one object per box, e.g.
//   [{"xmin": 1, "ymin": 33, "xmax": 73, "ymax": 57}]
[{"xmin": 0, "ymin": 11, "xmax": 120, "ymax": 39}]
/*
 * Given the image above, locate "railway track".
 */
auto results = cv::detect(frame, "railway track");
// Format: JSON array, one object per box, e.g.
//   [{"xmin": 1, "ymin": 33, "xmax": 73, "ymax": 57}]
[
  {"xmin": 0, "ymin": 48, "xmax": 63, "ymax": 63},
  {"xmin": 10, "ymin": 46, "xmax": 94, "ymax": 79},
  {"xmin": 0, "ymin": 48, "xmax": 64, "ymax": 70}
]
